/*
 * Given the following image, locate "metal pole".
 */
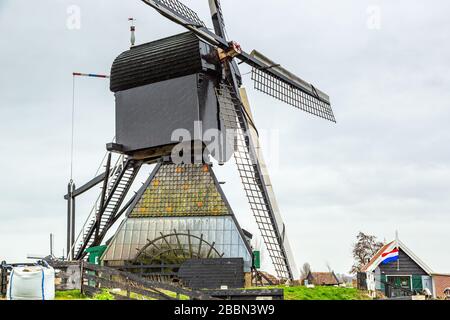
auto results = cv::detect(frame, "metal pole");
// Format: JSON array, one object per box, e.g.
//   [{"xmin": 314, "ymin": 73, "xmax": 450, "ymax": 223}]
[
  {"xmin": 71, "ymin": 182, "xmax": 76, "ymax": 260},
  {"xmin": 50, "ymin": 233, "xmax": 54, "ymax": 256},
  {"xmin": 67, "ymin": 182, "xmax": 72, "ymax": 260},
  {"xmin": 396, "ymin": 230, "xmax": 400, "ymax": 271}
]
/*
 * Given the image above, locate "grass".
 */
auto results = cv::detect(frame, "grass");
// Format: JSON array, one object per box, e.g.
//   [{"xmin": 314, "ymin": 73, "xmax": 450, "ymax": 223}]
[
  {"xmin": 54, "ymin": 286, "xmax": 369, "ymax": 301},
  {"xmin": 55, "ymin": 289, "xmax": 115, "ymax": 300},
  {"xmin": 267, "ymin": 285, "xmax": 370, "ymax": 300},
  {"xmin": 55, "ymin": 290, "xmax": 89, "ymax": 300},
  {"xmin": 93, "ymin": 289, "xmax": 115, "ymax": 300}
]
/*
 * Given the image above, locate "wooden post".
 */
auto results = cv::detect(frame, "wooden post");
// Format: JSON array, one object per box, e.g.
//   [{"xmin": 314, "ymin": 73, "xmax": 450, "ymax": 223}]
[
  {"xmin": 66, "ymin": 183, "xmax": 72, "ymax": 260},
  {"xmin": 71, "ymin": 183, "xmax": 76, "ymax": 259},
  {"xmin": 126, "ymin": 277, "xmax": 131, "ymax": 299},
  {"xmin": 80, "ymin": 261, "xmax": 85, "ymax": 295},
  {"xmin": 0, "ymin": 262, "xmax": 6, "ymax": 297}
]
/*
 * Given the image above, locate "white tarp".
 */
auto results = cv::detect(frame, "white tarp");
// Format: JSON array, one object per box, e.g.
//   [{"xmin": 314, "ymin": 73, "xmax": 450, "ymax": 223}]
[{"xmin": 7, "ymin": 265, "xmax": 55, "ymax": 300}]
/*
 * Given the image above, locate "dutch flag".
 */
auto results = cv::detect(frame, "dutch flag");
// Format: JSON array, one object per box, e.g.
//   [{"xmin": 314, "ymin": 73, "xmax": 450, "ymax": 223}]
[{"xmin": 381, "ymin": 248, "xmax": 399, "ymax": 264}]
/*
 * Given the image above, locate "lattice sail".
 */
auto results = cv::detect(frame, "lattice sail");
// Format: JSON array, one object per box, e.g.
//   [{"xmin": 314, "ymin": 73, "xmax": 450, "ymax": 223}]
[
  {"xmin": 216, "ymin": 84, "xmax": 239, "ymax": 130},
  {"xmin": 251, "ymin": 68, "xmax": 336, "ymax": 122},
  {"xmin": 216, "ymin": 84, "xmax": 296, "ymax": 280},
  {"xmin": 143, "ymin": 0, "xmax": 206, "ymax": 27}
]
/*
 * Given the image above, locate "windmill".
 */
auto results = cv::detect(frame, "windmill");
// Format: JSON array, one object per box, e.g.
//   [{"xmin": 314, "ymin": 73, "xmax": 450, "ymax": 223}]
[{"xmin": 67, "ymin": 0, "xmax": 335, "ymax": 281}]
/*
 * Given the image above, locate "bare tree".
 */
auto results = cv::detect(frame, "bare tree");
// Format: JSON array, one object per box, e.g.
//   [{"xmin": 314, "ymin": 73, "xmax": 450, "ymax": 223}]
[
  {"xmin": 350, "ymin": 232, "xmax": 384, "ymax": 274},
  {"xmin": 325, "ymin": 261, "xmax": 332, "ymax": 273},
  {"xmin": 300, "ymin": 262, "xmax": 311, "ymax": 280}
]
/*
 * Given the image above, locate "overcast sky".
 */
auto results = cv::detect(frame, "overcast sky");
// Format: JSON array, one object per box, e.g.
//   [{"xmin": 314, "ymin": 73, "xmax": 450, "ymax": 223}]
[{"xmin": 0, "ymin": 0, "xmax": 449, "ymax": 275}]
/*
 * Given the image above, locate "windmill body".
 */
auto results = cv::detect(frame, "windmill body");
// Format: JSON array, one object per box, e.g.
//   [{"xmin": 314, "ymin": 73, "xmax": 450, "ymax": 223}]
[
  {"xmin": 109, "ymin": 32, "xmax": 221, "ymax": 158},
  {"xmin": 68, "ymin": 0, "xmax": 335, "ymax": 282}
]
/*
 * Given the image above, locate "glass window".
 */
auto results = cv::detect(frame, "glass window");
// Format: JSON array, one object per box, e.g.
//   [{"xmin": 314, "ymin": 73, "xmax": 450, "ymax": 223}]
[
  {"xmin": 214, "ymin": 244, "xmax": 223, "ymax": 255},
  {"xmin": 224, "ymin": 218, "xmax": 232, "ymax": 231},
  {"xmin": 124, "ymin": 230, "xmax": 133, "ymax": 244},
  {"xmin": 215, "ymin": 231, "xmax": 224, "ymax": 245},
  {"xmin": 138, "ymin": 228, "xmax": 147, "ymax": 246},
  {"xmin": 164, "ymin": 219, "xmax": 172, "ymax": 232},
  {"xmin": 172, "ymin": 219, "xmax": 179, "ymax": 231},
  {"xmin": 116, "ymin": 229, "xmax": 125, "ymax": 244},
  {"xmin": 149, "ymin": 219, "xmax": 156, "ymax": 230},
  {"xmin": 223, "ymin": 230, "xmax": 231, "ymax": 245},
  {"xmin": 178, "ymin": 219, "xmax": 187, "ymax": 231},
  {"xmin": 193, "ymin": 218, "xmax": 202, "ymax": 232},
  {"xmin": 216, "ymin": 218, "xmax": 224, "ymax": 231},
  {"xmin": 187, "ymin": 219, "xmax": 194, "ymax": 231},
  {"xmin": 222, "ymin": 244, "xmax": 231, "ymax": 257},
  {"xmin": 208, "ymin": 230, "xmax": 215, "ymax": 243},
  {"xmin": 231, "ymin": 230, "xmax": 239, "ymax": 245},
  {"xmin": 114, "ymin": 244, "xmax": 123, "ymax": 260},
  {"xmin": 231, "ymin": 245, "xmax": 239, "ymax": 257},
  {"xmin": 209, "ymin": 218, "xmax": 216, "ymax": 230},
  {"xmin": 131, "ymin": 229, "xmax": 140, "ymax": 244}
]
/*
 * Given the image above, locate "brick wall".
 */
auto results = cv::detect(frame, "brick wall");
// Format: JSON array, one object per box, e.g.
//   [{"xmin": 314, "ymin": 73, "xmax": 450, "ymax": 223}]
[{"xmin": 433, "ymin": 274, "xmax": 450, "ymax": 299}]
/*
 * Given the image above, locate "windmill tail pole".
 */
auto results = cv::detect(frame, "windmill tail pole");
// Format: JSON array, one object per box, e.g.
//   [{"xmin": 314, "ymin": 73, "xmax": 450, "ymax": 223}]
[
  {"xmin": 66, "ymin": 182, "xmax": 72, "ymax": 260},
  {"xmin": 66, "ymin": 71, "xmax": 110, "ymax": 260},
  {"xmin": 66, "ymin": 180, "xmax": 76, "ymax": 260}
]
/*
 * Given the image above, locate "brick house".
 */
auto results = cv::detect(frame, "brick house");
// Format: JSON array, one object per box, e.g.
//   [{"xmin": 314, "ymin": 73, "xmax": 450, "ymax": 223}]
[{"xmin": 431, "ymin": 273, "xmax": 450, "ymax": 299}]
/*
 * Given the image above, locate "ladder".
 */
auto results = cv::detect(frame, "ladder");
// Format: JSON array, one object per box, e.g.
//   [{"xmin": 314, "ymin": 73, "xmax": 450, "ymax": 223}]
[{"xmin": 73, "ymin": 156, "xmax": 141, "ymax": 260}]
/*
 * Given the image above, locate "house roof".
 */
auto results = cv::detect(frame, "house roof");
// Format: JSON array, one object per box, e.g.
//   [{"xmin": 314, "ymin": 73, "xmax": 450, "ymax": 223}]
[
  {"xmin": 362, "ymin": 239, "xmax": 433, "ymax": 275},
  {"xmin": 361, "ymin": 241, "xmax": 394, "ymax": 272},
  {"xmin": 308, "ymin": 272, "xmax": 339, "ymax": 285}
]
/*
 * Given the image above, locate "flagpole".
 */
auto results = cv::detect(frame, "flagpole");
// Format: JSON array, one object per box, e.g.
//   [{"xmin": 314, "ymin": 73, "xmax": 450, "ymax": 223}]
[{"xmin": 395, "ymin": 230, "xmax": 400, "ymax": 271}]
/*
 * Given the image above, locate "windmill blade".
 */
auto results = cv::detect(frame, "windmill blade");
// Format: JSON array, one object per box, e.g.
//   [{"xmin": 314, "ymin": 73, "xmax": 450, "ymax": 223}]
[
  {"xmin": 141, "ymin": 0, "xmax": 206, "ymax": 28},
  {"xmin": 208, "ymin": 0, "xmax": 242, "ymax": 81},
  {"xmin": 208, "ymin": 0, "xmax": 226, "ymax": 38},
  {"xmin": 141, "ymin": 1, "xmax": 335, "ymax": 123},
  {"xmin": 247, "ymin": 50, "xmax": 335, "ymax": 123},
  {"xmin": 215, "ymin": 84, "xmax": 298, "ymax": 280},
  {"xmin": 141, "ymin": 0, "xmax": 228, "ymax": 49}
]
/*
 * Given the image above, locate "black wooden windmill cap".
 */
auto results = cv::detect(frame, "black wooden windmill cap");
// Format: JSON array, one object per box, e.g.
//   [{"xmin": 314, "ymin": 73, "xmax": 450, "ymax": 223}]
[
  {"xmin": 109, "ymin": 31, "xmax": 222, "ymax": 156},
  {"xmin": 110, "ymin": 32, "xmax": 218, "ymax": 93}
]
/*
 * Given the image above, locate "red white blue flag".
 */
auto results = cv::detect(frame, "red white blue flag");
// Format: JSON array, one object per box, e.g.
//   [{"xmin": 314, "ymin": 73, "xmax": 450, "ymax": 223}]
[{"xmin": 381, "ymin": 248, "xmax": 399, "ymax": 264}]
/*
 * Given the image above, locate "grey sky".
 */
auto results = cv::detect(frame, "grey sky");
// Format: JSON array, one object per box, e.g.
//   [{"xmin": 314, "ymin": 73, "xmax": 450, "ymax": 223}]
[{"xmin": 0, "ymin": 0, "xmax": 449, "ymax": 275}]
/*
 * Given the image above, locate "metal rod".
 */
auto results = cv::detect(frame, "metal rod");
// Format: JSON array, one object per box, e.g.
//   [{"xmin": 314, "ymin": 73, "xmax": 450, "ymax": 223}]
[
  {"xmin": 71, "ymin": 182, "xmax": 76, "ymax": 260},
  {"xmin": 50, "ymin": 233, "xmax": 54, "ymax": 256},
  {"xmin": 66, "ymin": 182, "xmax": 72, "ymax": 260}
]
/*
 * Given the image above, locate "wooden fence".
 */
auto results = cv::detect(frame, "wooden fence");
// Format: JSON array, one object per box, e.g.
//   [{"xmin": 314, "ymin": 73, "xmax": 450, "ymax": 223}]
[
  {"xmin": 0, "ymin": 262, "xmax": 8, "ymax": 297},
  {"xmin": 81, "ymin": 263, "xmax": 213, "ymax": 300}
]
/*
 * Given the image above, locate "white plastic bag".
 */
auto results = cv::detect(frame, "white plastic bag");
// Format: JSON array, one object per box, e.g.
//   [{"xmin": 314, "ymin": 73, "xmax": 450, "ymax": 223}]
[{"xmin": 7, "ymin": 265, "xmax": 55, "ymax": 300}]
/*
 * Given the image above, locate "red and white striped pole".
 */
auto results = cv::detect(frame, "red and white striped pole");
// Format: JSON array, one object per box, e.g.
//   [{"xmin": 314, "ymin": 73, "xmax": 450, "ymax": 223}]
[{"xmin": 72, "ymin": 72, "xmax": 110, "ymax": 79}]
